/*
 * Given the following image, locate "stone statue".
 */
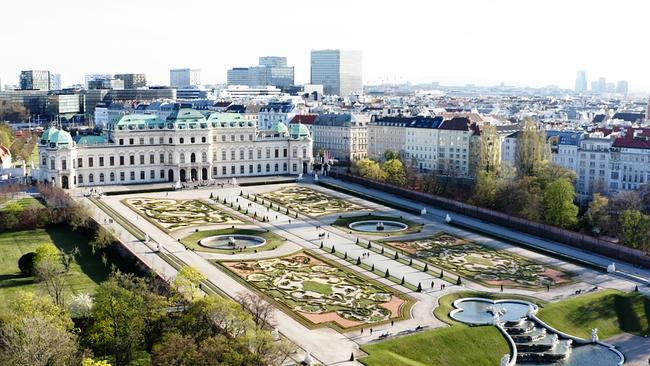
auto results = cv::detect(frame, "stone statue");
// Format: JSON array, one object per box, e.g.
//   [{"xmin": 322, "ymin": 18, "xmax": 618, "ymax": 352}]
[
  {"xmin": 303, "ymin": 351, "xmax": 313, "ymax": 365},
  {"xmin": 314, "ymin": 173, "xmax": 319, "ymax": 181},
  {"xmin": 445, "ymin": 214, "xmax": 452, "ymax": 223},
  {"xmin": 500, "ymin": 354, "xmax": 510, "ymax": 366},
  {"xmin": 551, "ymin": 333, "xmax": 559, "ymax": 344},
  {"xmin": 298, "ymin": 173, "xmax": 303, "ymax": 180},
  {"xmin": 607, "ymin": 262, "xmax": 616, "ymax": 273},
  {"xmin": 527, "ymin": 304, "xmax": 536, "ymax": 317},
  {"xmin": 231, "ymin": 177, "xmax": 238, "ymax": 186},
  {"xmin": 421, "ymin": 208, "xmax": 427, "ymax": 215},
  {"xmin": 144, "ymin": 233, "xmax": 150, "ymax": 243},
  {"xmin": 271, "ymin": 328, "xmax": 280, "ymax": 340},
  {"xmin": 591, "ymin": 328, "xmax": 599, "ymax": 342}
]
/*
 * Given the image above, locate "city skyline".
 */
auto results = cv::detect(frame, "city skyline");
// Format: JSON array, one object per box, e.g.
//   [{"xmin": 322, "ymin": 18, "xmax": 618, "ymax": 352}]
[{"xmin": 1, "ymin": 0, "xmax": 650, "ymax": 92}]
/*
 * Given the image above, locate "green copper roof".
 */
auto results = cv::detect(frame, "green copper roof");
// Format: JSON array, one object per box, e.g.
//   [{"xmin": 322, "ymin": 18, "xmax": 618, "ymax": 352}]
[
  {"xmin": 76, "ymin": 135, "xmax": 107, "ymax": 145},
  {"xmin": 49, "ymin": 130, "xmax": 73, "ymax": 149},
  {"xmin": 290, "ymin": 123, "xmax": 310, "ymax": 138},
  {"xmin": 271, "ymin": 122, "xmax": 289, "ymax": 136},
  {"xmin": 206, "ymin": 112, "xmax": 254, "ymax": 128},
  {"xmin": 40, "ymin": 126, "xmax": 58, "ymax": 144}
]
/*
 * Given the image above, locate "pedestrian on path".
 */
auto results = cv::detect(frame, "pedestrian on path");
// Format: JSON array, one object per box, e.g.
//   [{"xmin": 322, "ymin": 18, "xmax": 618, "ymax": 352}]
[
  {"xmin": 361, "ymin": 328, "xmax": 364, "ymax": 335},
  {"xmin": 370, "ymin": 328, "xmax": 373, "ymax": 334},
  {"xmin": 391, "ymin": 320, "xmax": 394, "ymax": 327}
]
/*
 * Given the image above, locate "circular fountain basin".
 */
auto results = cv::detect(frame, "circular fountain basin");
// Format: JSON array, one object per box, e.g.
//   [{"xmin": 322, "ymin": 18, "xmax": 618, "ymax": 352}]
[
  {"xmin": 450, "ymin": 298, "xmax": 533, "ymax": 324},
  {"xmin": 349, "ymin": 220, "xmax": 408, "ymax": 233},
  {"xmin": 199, "ymin": 235, "xmax": 266, "ymax": 249}
]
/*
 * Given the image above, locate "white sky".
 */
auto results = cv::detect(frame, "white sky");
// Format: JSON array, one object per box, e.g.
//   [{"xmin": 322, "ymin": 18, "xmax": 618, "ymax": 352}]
[{"xmin": 1, "ymin": 0, "xmax": 648, "ymax": 91}]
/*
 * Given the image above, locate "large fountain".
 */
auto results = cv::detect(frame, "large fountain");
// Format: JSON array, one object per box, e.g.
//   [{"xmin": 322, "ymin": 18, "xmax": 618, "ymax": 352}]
[
  {"xmin": 349, "ymin": 220, "xmax": 408, "ymax": 233},
  {"xmin": 449, "ymin": 298, "xmax": 624, "ymax": 366},
  {"xmin": 199, "ymin": 235, "xmax": 266, "ymax": 250}
]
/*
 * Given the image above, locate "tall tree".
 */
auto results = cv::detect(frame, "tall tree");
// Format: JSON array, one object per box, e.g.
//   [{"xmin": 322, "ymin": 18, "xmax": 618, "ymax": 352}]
[
  {"xmin": 471, "ymin": 171, "xmax": 499, "ymax": 208},
  {"xmin": 382, "ymin": 159, "xmax": 406, "ymax": 186},
  {"xmin": 619, "ymin": 209, "xmax": 650, "ymax": 253},
  {"xmin": 542, "ymin": 179, "xmax": 579, "ymax": 228},
  {"xmin": 514, "ymin": 119, "xmax": 550, "ymax": 177},
  {"xmin": 471, "ymin": 124, "xmax": 500, "ymax": 176},
  {"xmin": 583, "ymin": 193, "xmax": 610, "ymax": 235}
]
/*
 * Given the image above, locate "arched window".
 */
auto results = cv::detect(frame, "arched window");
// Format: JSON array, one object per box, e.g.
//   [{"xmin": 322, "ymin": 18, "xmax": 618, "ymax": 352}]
[
  {"xmin": 180, "ymin": 153, "xmax": 185, "ymax": 163},
  {"xmin": 239, "ymin": 149, "xmax": 244, "ymax": 160},
  {"xmin": 61, "ymin": 159, "xmax": 67, "ymax": 170},
  {"xmin": 257, "ymin": 164, "xmax": 261, "ymax": 173},
  {"xmin": 274, "ymin": 163, "xmax": 278, "ymax": 172},
  {"xmin": 50, "ymin": 158, "xmax": 55, "ymax": 170},
  {"xmin": 190, "ymin": 153, "xmax": 196, "ymax": 163},
  {"xmin": 99, "ymin": 173, "xmax": 105, "ymax": 182},
  {"xmin": 41, "ymin": 154, "xmax": 47, "ymax": 166},
  {"xmin": 78, "ymin": 174, "xmax": 84, "ymax": 184},
  {"xmin": 201, "ymin": 152, "xmax": 207, "ymax": 163},
  {"xmin": 168, "ymin": 153, "xmax": 173, "ymax": 163},
  {"xmin": 88, "ymin": 174, "xmax": 94, "ymax": 183},
  {"xmin": 110, "ymin": 172, "xmax": 115, "ymax": 181},
  {"xmin": 266, "ymin": 163, "xmax": 270, "ymax": 172},
  {"xmin": 283, "ymin": 162, "xmax": 287, "ymax": 171}
]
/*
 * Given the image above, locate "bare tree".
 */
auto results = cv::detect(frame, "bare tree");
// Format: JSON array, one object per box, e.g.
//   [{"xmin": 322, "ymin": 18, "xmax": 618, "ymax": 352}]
[
  {"xmin": 237, "ymin": 292, "xmax": 275, "ymax": 329},
  {"xmin": 0, "ymin": 315, "xmax": 81, "ymax": 366}
]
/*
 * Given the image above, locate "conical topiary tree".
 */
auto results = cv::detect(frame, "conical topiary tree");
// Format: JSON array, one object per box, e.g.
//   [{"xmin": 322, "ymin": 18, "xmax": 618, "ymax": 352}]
[
  {"xmin": 356, "ymin": 257, "xmax": 361, "ymax": 265},
  {"xmin": 367, "ymin": 242, "xmax": 372, "ymax": 249},
  {"xmin": 380, "ymin": 247, "xmax": 384, "ymax": 255},
  {"xmin": 371, "ymin": 264, "xmax": 374, "ymax": 271},
  {"xmin": 423, "ymin": 263, "xmax": 428, "ymax": 272},
  {"xmin": 401, "ymin": 276, "xmax": 405, "ymax": 285},
  {"xmin": 384, "ymin": 269, "xmax": 390, "ymax": 278},
  {"xmin": 210, "ymin": 192, "xmax": 214, "ymax": 199},
  {"xmin": 409, "ymin": 258, "xmax": 413, "ymax": 266},
  {"xmin": 416, "ymin": 283, "xmax": 422, "ymax": 292},
  {"xmin": 344, "ymin": 252, "xmax": 347, "ymax": 259},
  {"xmin": 439, "ymin": 270, "xmax": 443, "ymax": 278},
  {"xmin": 240, "ymin": 190, "xmax": 243, "ymax": 196},
  {"xmin": 394, "ymin": 252, "xmax": 399, "ymax": 260},
  {"xmin": 456, "ymin": 276, "xmax": 462, "ymax": 286},
  {"xmin": 320, "ymin": 242, "xmax": 324, "ymax": 249},
  {"xmin": 356, "ymin": 238, "xmax": 359, "ymax": 244},
  {"xmin": 331, "ymin": 246, "xmax": 336, "ymax": 254}
]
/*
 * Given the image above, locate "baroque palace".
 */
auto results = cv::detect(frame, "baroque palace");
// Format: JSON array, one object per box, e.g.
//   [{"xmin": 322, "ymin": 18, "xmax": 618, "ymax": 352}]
[{"xmin": 36, "ymin": 107, "xmax": 313, "ymax": 189}]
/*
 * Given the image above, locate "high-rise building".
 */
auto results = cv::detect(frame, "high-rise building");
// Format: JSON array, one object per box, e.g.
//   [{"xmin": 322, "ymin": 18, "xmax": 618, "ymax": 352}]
[
  {"xmin": 574, "ymin": 71, "xmax": 587, "ymax": 93},
  {"xmin": 616, "ymin": 80, "xmax": 628, "ymax": 97},
  {"xmin": 114, "ymin": 73, "xmax": 147, "ymax": 88},
  {"xmin": 50, "ymin": 73, "xmax": 62, "ymax": 90},
  {"xmin": 259, "ymin": 56, "xmax": 287, "ymax": 68},
  {"xmin": 227, "ymin": 68, "xmax": 250, "ymax": 86},
  {"xmin": 19, "ymin": 70, "xmax": 51, "ymax": 90},
  {"xmin": 226, "ymin": 57, "xmax": 294, "ymax": 90},
  {"xmin": 310, "ymin": 49, "xmax": 363, "ymax": 96},
  {"xmin": 85, "ymin": 74, "xmax": 113, "ymax": 89},
  {"xmin": 170, "ymin": 68, "xmax": 201, "ymax": 87},
  {"xmin": 597, "ymin": 77, "xmax": 607, "ymax": 94}
]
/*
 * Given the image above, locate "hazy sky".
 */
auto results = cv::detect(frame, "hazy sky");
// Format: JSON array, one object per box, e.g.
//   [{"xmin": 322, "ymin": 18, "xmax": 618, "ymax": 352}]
[{"xmin": 1, "ymin": 0, "xmax": 648, "ymax": 91}]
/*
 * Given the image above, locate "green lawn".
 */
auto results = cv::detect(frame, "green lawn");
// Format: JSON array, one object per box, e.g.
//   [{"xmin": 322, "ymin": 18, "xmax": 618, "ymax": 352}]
[
  {"xmin": 180, "ymin": 228, "xmax": 286, "ymax": 253},
  {"xmin": 361, "ymin": 325, "xmax": 510, "ymax": 366},
  {"xmin": 434, "ymin": 291, "xmax": 546, "ymax": 325},
  {"xmin": 0, "ymin": 196, "xmax": 46, "ymax": 211},
  {"xmin": 0, "ymin": 226, "xmax": 110, "ymax": 310},
  {"xmin": 303, "ymin": 280, "xmax": 333, "ymax": 295},
  {"xmin": 537, "ymin": 289, "xmax": 650, "ymax": 339},
  {"xmin": 332, "ymin": 214, "xmax": 424, "ymax": 236}
]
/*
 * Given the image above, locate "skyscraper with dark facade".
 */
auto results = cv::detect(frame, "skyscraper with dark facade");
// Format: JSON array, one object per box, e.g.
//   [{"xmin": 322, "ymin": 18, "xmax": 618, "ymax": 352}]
[{"xmin": 19, "ymin": 70, "xmax": 51, "ymax": 90}]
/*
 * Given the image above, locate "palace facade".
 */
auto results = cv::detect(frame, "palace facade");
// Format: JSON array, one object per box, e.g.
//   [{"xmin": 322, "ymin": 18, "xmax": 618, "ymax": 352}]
[{"xmin": 37, "ymin": 108, "xmax": 313, "ymax": 189}]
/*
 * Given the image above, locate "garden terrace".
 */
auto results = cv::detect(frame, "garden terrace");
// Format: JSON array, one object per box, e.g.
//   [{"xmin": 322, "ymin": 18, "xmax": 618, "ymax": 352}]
[
  {"xmin": 383, "ymin": 232, "xmax": 573, "ymax": 290},
  {"xmin": 123, "ymin": 198, "xmax": 242, "ymax": 231},
  {"xmin": 215, "ymin": 251, "xmax": 413, "ymax": 331},
  {"xmin": 258, "ymin": 186, "xmax": 370, "ymax": 217}
]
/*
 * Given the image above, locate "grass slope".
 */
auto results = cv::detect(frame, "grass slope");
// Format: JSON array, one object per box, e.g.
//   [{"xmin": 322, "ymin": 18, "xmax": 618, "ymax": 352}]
[
  {"xmin": 537, "ymin": 289, "xmax": 650, "ymax": 338},
  {"xmin": 0, "ymin": 226, "xmax": 110, "ymax": 309},
  {"xmin": 361, "ymin": 325, "xmax": 509, "ymax": 366}
]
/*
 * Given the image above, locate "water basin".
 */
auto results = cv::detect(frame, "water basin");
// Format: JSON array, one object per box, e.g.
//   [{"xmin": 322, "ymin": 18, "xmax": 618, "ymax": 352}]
[
  {"xmin": 349, "ymin": 220, "xmax": 408, "ymax": 233},
  {"xmin": 199, "ymin": 235, "xmax": 266, "ymax": 249}
]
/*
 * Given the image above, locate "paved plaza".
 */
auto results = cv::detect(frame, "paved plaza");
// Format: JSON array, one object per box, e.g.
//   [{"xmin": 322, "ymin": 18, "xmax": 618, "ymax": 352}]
[{"xmin": 83, "ymin": 179, "xmax": 649, "ymax": 365}]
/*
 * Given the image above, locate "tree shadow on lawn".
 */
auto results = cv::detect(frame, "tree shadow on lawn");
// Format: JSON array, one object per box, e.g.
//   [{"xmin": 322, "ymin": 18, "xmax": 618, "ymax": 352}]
[
  {"xmin": 614, "ymin": 295, "xmax": 644, "ymax": 334},
  {"xmin": 0, "ymin": 274, "xmax": 36, "ymax": 289},
  {"xmin": 45, "ymin": 226, "xmax": 109, "ymax": 285}
]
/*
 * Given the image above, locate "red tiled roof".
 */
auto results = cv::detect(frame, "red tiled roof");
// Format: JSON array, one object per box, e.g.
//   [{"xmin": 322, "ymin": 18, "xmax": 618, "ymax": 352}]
[
  {"xmin": 439, "ymin": 116, "xmax": 471, "ymax": 131},
  {"xmin": 612, "ymin": 128, "xmax": 650, "ymax": 149},
  {"xmin": 290, "ymin": 115, "xmax": 317, "ymax": 125},
  {"xmin": 0, "ymin": 145, "xmax": 10, "ymax": 160}
]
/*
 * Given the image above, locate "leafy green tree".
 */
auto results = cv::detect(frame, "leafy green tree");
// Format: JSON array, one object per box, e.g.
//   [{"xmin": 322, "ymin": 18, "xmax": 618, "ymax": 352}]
[
  {"xmin": 382, "ymin": 159, "xmax": 406, "ymax": 186},
  {"xmin": 495, "ymin": 176, "xmax": 543, "ymax": 221},
  {"xmin": 514, "ymin": 119, "xmax": 550, "ymax": 177},
  {"xmin": 583, "ymin": 193, "xmax": 610, "ymax": 235},
  {"xmin": 471, "ymin": 171, "xmax": 499, "ymax": 208},
  {"xmin": 542, "ymin": 179, "xmax": 578, "ymax": 228},
  {"xmin": 173, "ymin": 267, "xmax": 206, "ymax": 302},
  {"xmin": 34, "ymin": 243, "xmax": 71, "ymax": 308},
  {"xmin": 383, "ymin": 150, "xmax": 400, "ymax": 161},
  {"xmin": 619, "ymin": 210, "xmax": 650, "ymax": 252},
  {"xmin": 89, "ymin": 274, "xmax": 148, "ymax": 366},
  {"xmin": 353, "ymin": 158, "xmax": 385, "ymax": 181}
]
